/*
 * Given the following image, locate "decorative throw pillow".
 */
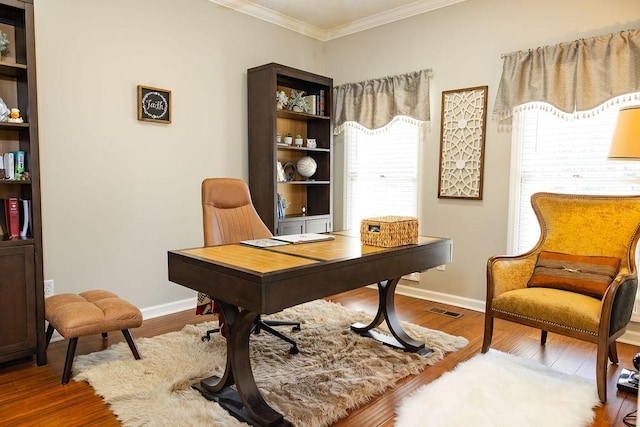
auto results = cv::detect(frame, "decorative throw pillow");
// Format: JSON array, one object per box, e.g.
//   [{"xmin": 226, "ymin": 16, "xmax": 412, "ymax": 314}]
[{"xmin": 527, "ymin": 251, "xmax": 620, "ymax": 298}]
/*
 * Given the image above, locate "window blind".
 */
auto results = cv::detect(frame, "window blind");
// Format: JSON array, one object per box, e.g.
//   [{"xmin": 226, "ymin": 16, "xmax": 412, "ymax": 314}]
[
  {"xmin": 512, "ymin": 96, "xmax": 640, "ymax": 254},
  {"xmin": 344, "ymin": 120, "xmax": 419, "ymax": 231}
]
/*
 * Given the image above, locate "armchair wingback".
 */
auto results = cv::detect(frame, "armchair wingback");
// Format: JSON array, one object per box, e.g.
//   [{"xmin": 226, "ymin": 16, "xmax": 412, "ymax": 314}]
[{"xmin": 483, "ymin": 192, "xmax": 640, "ymax": 403}]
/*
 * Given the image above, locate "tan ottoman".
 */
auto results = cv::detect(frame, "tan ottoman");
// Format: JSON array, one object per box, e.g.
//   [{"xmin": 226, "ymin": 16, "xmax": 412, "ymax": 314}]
[{"xmin": 45, "ymin": 290, "xmax": 143, "ymax": 384}]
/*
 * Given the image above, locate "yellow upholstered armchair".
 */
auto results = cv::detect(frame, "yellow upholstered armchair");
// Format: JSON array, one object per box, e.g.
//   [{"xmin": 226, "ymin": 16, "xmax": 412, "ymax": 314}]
[{"xmin": 482, "ymin": 192, "xmax": 640, "ymax": 403}]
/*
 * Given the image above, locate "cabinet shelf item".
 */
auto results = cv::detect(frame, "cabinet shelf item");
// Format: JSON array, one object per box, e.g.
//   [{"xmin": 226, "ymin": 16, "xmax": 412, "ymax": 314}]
[
  {"xmin": 0, "ymin": 0, "xmax": 45, "ymax": 367},
  {"xmin": 248, "ymin": 63, "xmax": 333, "ymax": 235}
]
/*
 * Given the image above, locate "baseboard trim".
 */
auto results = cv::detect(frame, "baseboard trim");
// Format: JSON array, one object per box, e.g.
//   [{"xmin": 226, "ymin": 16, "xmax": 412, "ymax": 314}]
[
  {"xmin": 140, "ymin": 297, "xmax": 198, "ymax": 320},
  {"xmin": 394, "ymin": 283, "xmax": 486, "ymax": 313}
]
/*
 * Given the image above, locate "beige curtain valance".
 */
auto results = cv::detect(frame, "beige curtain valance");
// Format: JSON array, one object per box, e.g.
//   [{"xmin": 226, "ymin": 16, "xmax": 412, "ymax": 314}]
[
  {"xmin": 333, "ymin": 69, "xmax": 431, "ymax": 134},
  {"xmin": 494, "ymin": 29, "xmax": 640, "ymax": 120}
]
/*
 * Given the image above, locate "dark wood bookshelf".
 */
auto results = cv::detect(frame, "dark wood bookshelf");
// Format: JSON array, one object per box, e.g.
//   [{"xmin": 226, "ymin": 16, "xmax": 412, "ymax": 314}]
[
  {"xmin": 0, "ymin": 0, "xmax": 45, "ymax": 368},
  {"xmin": 248, "ymin": 63, "xmax": 333, "ymax": 235}
]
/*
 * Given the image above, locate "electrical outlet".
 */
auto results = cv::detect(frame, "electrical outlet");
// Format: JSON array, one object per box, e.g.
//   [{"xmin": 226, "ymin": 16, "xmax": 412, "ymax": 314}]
[
  {"xmin": 436, "ymin": 265, "xmax": 446, "ymax": 271},
  {"xmin": 44, "ymin": 280, "xmax": 54, "ymax": 297}
]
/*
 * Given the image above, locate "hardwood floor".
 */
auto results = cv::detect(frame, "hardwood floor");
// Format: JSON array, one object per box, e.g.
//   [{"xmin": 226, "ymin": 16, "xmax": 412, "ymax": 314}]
[{"xmin": 0, "ymin": 288, "xmax": 637, "ymax": 426}]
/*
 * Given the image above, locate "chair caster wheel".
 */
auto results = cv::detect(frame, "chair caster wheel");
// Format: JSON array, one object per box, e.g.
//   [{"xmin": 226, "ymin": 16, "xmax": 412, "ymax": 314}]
[
  {"xmin": 290, "ymin": 346, "xmax": 299, "ymax": 355},
  {"xmin": 201, "ymin": 336, "xmax": 210, "ymax": 342},
  {"xmin": 292, "ymin": 325, "xmax": 301, "ymax": 332}
]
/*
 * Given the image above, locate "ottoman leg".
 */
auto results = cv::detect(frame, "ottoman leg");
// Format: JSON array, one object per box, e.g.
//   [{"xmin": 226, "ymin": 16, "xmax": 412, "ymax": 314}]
[
  {"xmin": 122, "ymin": 329, "xmax": 141, "ymax": 360},
  {"xmin": 62, "ymin": 337, "xmax": 78, "ymax": 385},
  {"xmin": 45, "ymin": 324, "xmax": 54, "ymax": 349}
]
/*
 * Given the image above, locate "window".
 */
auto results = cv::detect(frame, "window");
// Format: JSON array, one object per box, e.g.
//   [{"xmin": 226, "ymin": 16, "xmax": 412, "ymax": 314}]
[
  {"xmin": 510, "ymin": 95, "xmax": 640, "ymax": 254},
  {"xmin": 344, "ymin": 119, "xmax": 420, "ymax": 231}
]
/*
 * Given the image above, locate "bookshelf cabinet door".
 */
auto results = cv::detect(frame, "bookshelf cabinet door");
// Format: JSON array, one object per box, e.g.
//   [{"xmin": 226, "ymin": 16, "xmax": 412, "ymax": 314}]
[{"xmin": 0, "ymin": 245, "xmax": 36, "ymax": 362}]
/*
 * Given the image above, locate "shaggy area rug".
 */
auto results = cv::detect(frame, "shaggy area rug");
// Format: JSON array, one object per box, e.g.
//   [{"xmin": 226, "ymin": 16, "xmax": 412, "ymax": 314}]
[
  {"xmin": 396, "ymin": 349, "xmax": 600, "ymax": 427},
  {"xmin": 73, "ymin": 299, "xmax": 468, "ymax": 427}
]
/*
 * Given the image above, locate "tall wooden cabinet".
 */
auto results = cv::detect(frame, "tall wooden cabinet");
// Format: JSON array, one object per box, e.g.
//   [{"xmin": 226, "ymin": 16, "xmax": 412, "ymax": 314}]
[
  {"xmin": 248, "ymin": 63, "xmax": 333, "ymax": 235},
  {"xmin": 0, "ymin": 0, "xmax": 45, "ymax": 366}
]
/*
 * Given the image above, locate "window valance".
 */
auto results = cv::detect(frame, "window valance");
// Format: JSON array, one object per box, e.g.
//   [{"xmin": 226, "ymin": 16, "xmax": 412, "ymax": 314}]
[
  {"xmin": 493, "ymin": 29, "xmax": 640, "ymax": 120},
  {"xmin": 333, "ymin": 69, "xmax": 432, "ymax": 135}
]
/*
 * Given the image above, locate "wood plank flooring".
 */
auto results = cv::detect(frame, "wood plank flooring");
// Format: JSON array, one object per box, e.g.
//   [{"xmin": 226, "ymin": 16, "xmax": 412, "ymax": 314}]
[{"xmin": 0, "ymin": 288, "xmax": 637, "ymax": 426}]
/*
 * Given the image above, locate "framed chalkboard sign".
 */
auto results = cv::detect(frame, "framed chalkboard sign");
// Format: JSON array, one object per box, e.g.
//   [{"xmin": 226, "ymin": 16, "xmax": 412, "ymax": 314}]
[{"xmin": 137, "ymin": 85, "xmax": 171, "ymax": 123}]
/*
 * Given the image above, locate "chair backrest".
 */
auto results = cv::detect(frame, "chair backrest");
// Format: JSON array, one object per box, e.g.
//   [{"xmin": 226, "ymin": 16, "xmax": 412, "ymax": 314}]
[
  {"xmin": 531, "ymin": 192, "xmax": 640, "ymax": 272},
  {"xmin": 201, "ymin": 178, "xmax": 272, "ymax": 246}
]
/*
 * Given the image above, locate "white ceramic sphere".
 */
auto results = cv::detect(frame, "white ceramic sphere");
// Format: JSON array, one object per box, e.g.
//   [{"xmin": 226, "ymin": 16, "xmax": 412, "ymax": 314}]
[{"xmin": 297, "ymin": 156, "xmax": 317, "ymax": 178}]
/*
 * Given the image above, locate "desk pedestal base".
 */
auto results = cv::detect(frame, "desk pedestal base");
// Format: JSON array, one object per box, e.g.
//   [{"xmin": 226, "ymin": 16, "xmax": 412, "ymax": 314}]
[
  {"xmin": 351, "ymin": 323, "xmax": 434, "ymax": 358},
  {"xmin": 350, "ymin": 278, "xmax": 433, "ymax": 357},
  {"xmin": 194, "ymin": 378, "xmax": 292, "ymax": 427}
]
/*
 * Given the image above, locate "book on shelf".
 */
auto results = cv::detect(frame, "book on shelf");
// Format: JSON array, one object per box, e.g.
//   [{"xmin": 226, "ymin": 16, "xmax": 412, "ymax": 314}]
[
  {"xmin": 318, "ymin": 89, "xmax": 325, "ymax": 116},
  {"xmin": 19, "ymin": 199, "xmax": 30, "ymax": 237},
  {"xmin": 303, "ymin": 95, "xmax": 317, "ymax": 115},
  {"xmin": 3, "ymin": 152, "xmax": 14, "ymax": 180},
  {"xmin": 4, "ymin": 197, "xmax": 19, "ymax": 237},
  {"xmin": 277, "ymin": 193, "xmax": 285, "ymax": 219},
  {"xmin": 300, "ymin": 90, "xmax": 326, "ymax": 116},
  {"xmin": 276, "ymin": 162, "xmax": 286, "ymax": 182},
  {"xmin": 14, "ymin": 151, "xmax": 25, "ymax": 180}
]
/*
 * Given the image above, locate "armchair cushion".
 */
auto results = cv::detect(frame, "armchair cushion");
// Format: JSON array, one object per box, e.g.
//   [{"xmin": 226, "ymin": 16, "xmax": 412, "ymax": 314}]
[
  {"xmin": 492, "ymin": 287, "xmax": 602, "ymax": 334},
  {"xmin": 527, "ymin": 251, "xmax": 620, "ymax": 297}
]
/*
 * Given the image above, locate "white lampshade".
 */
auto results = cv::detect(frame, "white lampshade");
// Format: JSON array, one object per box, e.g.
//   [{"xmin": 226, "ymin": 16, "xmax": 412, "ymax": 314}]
[{"xmin": 608, "ymin": 106, "xmax": 640, "ymax": 159}]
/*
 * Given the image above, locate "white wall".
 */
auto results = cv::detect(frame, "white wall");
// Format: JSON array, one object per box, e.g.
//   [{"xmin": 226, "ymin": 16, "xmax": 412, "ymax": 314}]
[
  {"xmin": 31, "ymin": 0, "xmax": 640, "ymax": 313},
  {"xmin": 32, "ymin": 0, "xmax": 325, "ymax": 309},
  {"xmin": 326, "ymin": 0, "xmax": 640, "ymax": 305}
]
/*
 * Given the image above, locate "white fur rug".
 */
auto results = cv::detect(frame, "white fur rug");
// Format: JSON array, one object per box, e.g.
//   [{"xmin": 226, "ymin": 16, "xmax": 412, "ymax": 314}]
[
  {"xmin": 396, "ymin": 349, "xmax": 600, "ymax": 427},
  {"xmin": 73, "ymin": 299, "xmax": 468, "ymax": 427}
]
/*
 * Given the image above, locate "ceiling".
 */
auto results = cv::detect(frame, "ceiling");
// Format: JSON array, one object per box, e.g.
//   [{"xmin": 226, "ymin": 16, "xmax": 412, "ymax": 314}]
[{"xmin": 208, "ymin": 0, "xmax": 467, "ymax": 41}]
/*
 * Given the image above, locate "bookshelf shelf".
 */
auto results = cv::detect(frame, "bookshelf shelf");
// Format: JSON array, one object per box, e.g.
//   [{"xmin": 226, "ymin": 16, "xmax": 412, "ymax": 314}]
[
  {"xmin": 0, "ymin": 121, "xmax": 29, "ymax": 129},
  {"xmin": 0, "ymin": 178, "xmax": 31, "ymax": 184},
  {"xmin": 276, "ymin": 110, "xmax": 330, "ymax": 121},
  {"xmin": 248, "ymin": 63, "xmax": 333, "ymax": 235}
]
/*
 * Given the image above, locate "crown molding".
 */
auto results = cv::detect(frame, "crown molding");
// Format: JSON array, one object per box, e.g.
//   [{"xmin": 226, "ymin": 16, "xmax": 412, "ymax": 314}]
[
  {"xmin": 208, "ymin": 0, "xmax": 467, "ymax": 41},
  {"xmin": 325, "ymin": 0, "xmax": 467, "ymax": 40}
]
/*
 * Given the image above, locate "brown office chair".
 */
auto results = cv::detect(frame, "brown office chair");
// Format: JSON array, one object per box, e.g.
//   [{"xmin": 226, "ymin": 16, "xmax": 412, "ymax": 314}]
[
  {"xmin": 482, "ymin": 192, "xmax": 640, "ymax": 403},
  {"xmin": 198, "ymin": 177, "xmax": 300, "ymax": 354}
]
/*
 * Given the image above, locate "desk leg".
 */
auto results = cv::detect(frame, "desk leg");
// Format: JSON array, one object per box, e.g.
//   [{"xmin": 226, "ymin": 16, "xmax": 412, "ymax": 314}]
[
  {"xmin": 194, "ymin": 302, "xmax": 291, "ymax": 427},
  {"xmin": 351, "ymin": 278, "xmax": 433, "ymax": 357}
]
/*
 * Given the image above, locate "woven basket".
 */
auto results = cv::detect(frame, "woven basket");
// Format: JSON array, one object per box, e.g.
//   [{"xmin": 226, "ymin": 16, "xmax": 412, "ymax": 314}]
[{"xmin": 360, "ymin": 216, "xmax": 418, "ymax": 247}]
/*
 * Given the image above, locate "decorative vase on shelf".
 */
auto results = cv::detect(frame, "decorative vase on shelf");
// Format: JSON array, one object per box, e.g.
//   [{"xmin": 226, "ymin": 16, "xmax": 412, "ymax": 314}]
[
  {"xmin": 297, "ymin": 156, "xmax": 317, "ymax": 179},
  {"xmin": 295, "ymin": 135, "xmax": 303, "ymax": 146},
  {"xmin": 284, "ymin": 134, "xmax": 293, "ymax": 145}
]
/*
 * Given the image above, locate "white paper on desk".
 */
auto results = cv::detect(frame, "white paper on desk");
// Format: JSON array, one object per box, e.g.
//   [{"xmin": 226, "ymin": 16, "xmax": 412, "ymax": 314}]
[
  {"xmin": 240, "ymin": 238, "xmax": 290, "ymax": 248},
  {"xmin": 272, "ymin": 233, "xmax": 335, "ymax": 244}
]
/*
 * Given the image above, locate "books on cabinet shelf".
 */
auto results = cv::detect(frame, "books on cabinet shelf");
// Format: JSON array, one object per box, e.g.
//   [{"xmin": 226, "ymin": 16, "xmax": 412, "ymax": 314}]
[
  {"xmin": 1, "ymin": 150, "xmax": 27, "ymax": 180},
  {"xmin": 0, "ymin": 197, "xmax": 31, "ymax": 238},
  {"xmin": 302, "ymin": 90, "xmax": 325, "ymax": 116}
]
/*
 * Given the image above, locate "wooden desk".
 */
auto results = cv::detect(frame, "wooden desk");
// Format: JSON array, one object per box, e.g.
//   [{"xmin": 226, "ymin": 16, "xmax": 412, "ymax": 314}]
[{"xmin": 168, "ymin": 233, "xmax": 452, "ymax": 427}]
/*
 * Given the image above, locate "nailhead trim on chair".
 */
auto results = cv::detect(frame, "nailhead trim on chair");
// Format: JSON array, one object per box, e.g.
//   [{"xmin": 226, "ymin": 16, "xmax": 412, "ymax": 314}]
[{"xmin": 493, "ymin": 308, "xmax": 598, "ymax": 336}]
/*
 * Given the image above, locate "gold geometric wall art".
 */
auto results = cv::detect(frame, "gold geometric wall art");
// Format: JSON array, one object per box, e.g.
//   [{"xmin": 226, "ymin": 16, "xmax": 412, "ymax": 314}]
[{"xmin": 437, "ymin": 86, "xmax": 488, "ymax": 199}]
